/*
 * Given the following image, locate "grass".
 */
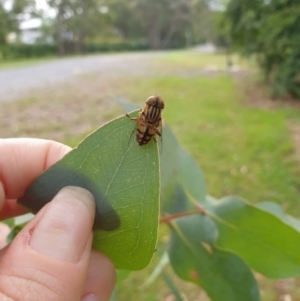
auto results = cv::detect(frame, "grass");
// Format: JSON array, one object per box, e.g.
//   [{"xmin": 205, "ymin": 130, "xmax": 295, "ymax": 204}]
[
  {"xmin": 1, "ymin": 50, "xmax": 300, "ymax": 300},
  {"xmin": 0, "ymin": 56, "xmax": 59, "ymax": 69},
  {"xmin": 157, "ymin": 50, "xmax": 253, "ymax": 69},
  {"xmin": 0, "ymin": 50, "xmax": 149, "ymax": 70}
]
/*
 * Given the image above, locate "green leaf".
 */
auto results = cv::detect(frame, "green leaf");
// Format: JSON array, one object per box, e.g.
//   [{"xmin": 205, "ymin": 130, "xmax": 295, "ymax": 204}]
[
  {"xmin": 14, "ymin": 213, "xmax": 34, "ymax": 226},
  {"xmin": 214, "ymin": 197, "xmax": 300, "ymax": 278},
  {"xmin": 3, "ymin": 214, "xmax": 34, "ymax": 244},
  {"xmin": 115, "ymin": 269, "xmax": 132, "ymax": 288},
  {"xmin": 18, "ymin": 113, "xmax": 160, "ymax": 270},
  {"xmin": 110, "ymin": 269, "xmax": 132, "ymax": 301},
  {"xmin": 113, "ymin": 98, "xmax": 206, "ymax": 210},
  {"xmin": 160, "ymin": 125, "xmax": 206, "ymax": 209},
  {"xmin": 162, "ymin": 272, "xmax": 184, "ymax": 301},
  {"xmin": 141, "ymin": 252, "xmax": 169, "ymax": 288},
  {"xmin": 258, "ymin": 201, "xmax": 300, "ymax": 232},
  {"xmin": 112, "ymin": 96, "xmax": 140, "ymax": 112},
  {"xmin": 2, "ymin": 218, "xmax": 14, "ymax": 228},
  {"xmin": 177, "ymin": 147, "xmax": 206, "ymax": 203},
  {"xmin": 109, "ymin": 290, "xmax": 118, "ymax": 301},
  {"xmin": 168, "ymin": 215, "xmax": 260, "ymax": 301},
  {"xmin": 6, "ymin": 223, "xmax": 24, "ymax": 244}
]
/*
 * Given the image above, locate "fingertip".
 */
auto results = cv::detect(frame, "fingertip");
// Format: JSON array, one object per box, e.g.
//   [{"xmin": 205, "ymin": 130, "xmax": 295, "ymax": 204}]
[
  {"xmin": 0, "ymin": 181, "xmax": 5, "ymax": 211},
  {"xmin": 0, "ymin": 186, "xmax": 97, "ymax": 301},
  {"xmin": 43, "ymin": 140, "xmax": 72, "ymax": 168},
  {"xmin": 83, "ymin": 250, "xmax": 116, "ymax": 301},
  {"xmin": 0, "ymin": 138, "xmax": 71, "ymax": 200},
  {"xmin": 29, "ymin": 186, "xmax": 95, "ymax": 262}
]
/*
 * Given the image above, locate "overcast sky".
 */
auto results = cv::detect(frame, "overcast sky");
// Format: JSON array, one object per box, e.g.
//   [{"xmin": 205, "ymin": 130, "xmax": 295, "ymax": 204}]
[
  {"xmin": 36, "ymin": 0, "xmax": 48, "ymax": 10},
  {"xmin": 35, "ymin": 0, "xmax": 56, "ymax": 18}
]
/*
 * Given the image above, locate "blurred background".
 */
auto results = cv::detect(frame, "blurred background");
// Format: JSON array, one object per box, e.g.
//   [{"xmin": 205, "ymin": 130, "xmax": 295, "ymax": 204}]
[
  {"xmin": 1, "ymin": 0, "xmax": 300, "ymax": 300},
  {"xmin": 1, "ymin": 0, "xmax": 223, "ymax": 56}
]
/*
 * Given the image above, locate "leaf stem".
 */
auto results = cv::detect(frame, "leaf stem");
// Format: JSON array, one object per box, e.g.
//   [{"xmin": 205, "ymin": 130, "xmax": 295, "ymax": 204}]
[
  {"xmin": 184, "ymin": 189, "xmax": 236, "ymax": 229},
  {"xmin": 161, "ymin": 189, "xmax": 236, "ymax": 229},
  {"xmin": 160, "ymin": 208, "xmax": 203, "ymax": 223}
]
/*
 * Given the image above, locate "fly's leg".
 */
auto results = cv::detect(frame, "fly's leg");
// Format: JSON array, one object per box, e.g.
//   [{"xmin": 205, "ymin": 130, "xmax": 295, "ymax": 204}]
[
  {"xmin": 151, "ymin": 126, "xmax": 163, "ymax": 153},
  {"xmin": 153, "ymin": 128, "xmax": 161, "ymax": 136},
  {"xmin": 159, "ymin": 126, "xmax": 163, "ymax": 154},
  {"xmin": 126, "ymin": 108, "xmax": 142, "ymax": 120},
  {"xmin": 126, "ymin": 113, "xmax": 139, "ymax": 121},
  {"xmin": 154, "ymin": 123, "xmax": 163, "ymax": 154}
]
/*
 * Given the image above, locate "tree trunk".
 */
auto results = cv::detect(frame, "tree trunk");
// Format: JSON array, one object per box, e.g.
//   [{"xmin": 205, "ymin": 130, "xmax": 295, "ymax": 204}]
[
  {"xmin": 56, "ymin": 3, "xmax": 65, "ymax": 56},
  {"xmin": 148, "ymin": 17, "xmax": 162, "ymax": 49},
  {"xmin": 162, "ymin": 25, "xmax": 176, "ymax": 49}
]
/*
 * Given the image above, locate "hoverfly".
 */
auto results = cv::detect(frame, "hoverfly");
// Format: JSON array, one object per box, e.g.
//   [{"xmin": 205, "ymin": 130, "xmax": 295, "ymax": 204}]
[{"xmin": 127, "ymin": 95, "xmax": 164, "ymax": 146}]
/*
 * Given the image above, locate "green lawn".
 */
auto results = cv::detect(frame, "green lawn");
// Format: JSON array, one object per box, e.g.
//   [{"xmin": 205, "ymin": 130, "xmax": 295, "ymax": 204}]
[
  {"xmin": 0, "ymin": 51, "xmax": 142, "ymax": 70},
  {"xmin": 156, "ymin": 50, "xmax": 253, "ymax": 69},
  {"xmin": 0, "ymin": 56, "xmax": 59, "ymax": 69}
]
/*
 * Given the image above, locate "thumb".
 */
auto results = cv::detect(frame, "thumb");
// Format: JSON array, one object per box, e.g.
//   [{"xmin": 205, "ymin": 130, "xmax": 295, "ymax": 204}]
[{"xmin": 0, "ymin": 186, "xmax": 96, "ymax": 301}]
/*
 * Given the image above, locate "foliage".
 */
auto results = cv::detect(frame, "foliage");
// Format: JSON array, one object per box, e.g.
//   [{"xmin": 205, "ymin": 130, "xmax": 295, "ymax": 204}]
[
  {"xmin": 83, "ymin": 41, "xmax": 149, "ymax": 52},
  {"xmin": 2, "ymin": 0, "xmax": 222, "ymax": 57},
  {"xmin": 3, "ymin": 43, "xmax": 57, "ymax": 58},
  {"xmin": 0, "ymin": 3, "xmax": 13, "ymax": 45},
  {"xmin": 2, "ymin": 41, "xmax": 149, "ymax": 58},
  {"xmin": 0, "ymin": 0, "xmax": 35, "ymax": 47},
  {"xmin": 224, "ymin": 0, "xmax": 300, "ymax": 98},
  {"xmin": 109, "ymin": 99, "xmax": 300, "ymax": 300},
  {"xmin": 169, "ymin": 215, "xmax": 260, "ymax": 301},
  {"xmin": 211, "ymin": 11, "xmax": 230, "ymax": 48},
  {"xmin": 6, "ymin": 96, "xmax": 293, "ymax": 299},
  {"xmin": 123, "ymin": 0, "xmax": 191, "ymax": 49},
  {"xmin": 46, "ymin": 0, "xmax": 114, "ymax": 55},
  {"xmin": 39, "ymin": 0, "xmax": 217, "ymax": 54}
]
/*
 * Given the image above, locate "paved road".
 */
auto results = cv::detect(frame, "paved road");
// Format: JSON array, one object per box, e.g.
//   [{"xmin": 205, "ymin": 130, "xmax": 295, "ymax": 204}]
[{"xmin": 0, "ymin": 52, "xmax": 163, "ymax": 102}]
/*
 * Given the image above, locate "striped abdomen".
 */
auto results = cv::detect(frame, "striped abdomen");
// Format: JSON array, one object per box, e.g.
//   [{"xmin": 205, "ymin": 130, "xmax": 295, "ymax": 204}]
[{"xmin": 136, "ymin": 122, "xmax": 156, "ymax": 146}]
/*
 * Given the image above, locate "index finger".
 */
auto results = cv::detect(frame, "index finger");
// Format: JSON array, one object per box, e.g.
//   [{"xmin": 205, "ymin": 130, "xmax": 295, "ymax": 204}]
[{"xmin": 0, "ymin": 138, "xmax": 71, "ymax": 219}]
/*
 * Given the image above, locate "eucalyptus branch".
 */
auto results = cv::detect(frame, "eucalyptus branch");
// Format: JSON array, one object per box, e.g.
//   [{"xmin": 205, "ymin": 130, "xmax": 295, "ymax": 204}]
[{"xmin": 160, "ymin": 209, "xmax": 201, "ymax": 223}]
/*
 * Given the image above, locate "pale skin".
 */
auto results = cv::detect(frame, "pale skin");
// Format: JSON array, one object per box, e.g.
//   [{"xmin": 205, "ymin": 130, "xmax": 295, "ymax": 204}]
[{"xmin": 0, "ymin": 139, "xmax": 116, "ymax": 301}]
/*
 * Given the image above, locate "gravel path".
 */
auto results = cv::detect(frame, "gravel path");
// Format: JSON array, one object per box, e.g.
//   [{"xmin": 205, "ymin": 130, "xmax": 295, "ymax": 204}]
[{"xmin": 0, "ymin": 51, "xmax": 163, "ymax": 102}]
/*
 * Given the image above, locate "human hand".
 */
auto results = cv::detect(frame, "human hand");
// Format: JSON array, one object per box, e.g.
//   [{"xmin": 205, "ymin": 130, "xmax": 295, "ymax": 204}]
[{"xmin": 0, "ymin": 139, "xmax": 115, "ymax": 301}]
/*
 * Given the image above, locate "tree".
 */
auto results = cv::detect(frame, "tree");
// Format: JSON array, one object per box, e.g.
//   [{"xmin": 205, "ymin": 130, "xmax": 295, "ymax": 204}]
[
  {"xmin": 191, "ymin": 0, "xmax": 213, "ymax": 44},
  {"xmin": 47, "ymin": 0, "xmax": 113, "ymax": 55},
  {"xmin": 224, "ymin": 0, "xmax": 300, "ymax": 99},
  {"xmin": 137, "ymin": 0, "xmax": 192, "ymax": 49},
  {"xmin": 42, "ymin": 0, "xmax": 219, "ymax": 53},
  {"xmin": 0, "ymin": 4, "xmax": 13, "ymax": 46},
  {"xmin": 106, "ymin": 0, "xmax": 198, "ymax": 49},
  {"xmin": 0, "ymin": 0, "xmax": 35, "ymax": 52}
]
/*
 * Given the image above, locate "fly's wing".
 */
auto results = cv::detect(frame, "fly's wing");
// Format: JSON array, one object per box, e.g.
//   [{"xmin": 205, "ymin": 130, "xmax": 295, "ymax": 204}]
[{"xmin": 126, "ymin": 113, "xmax": 138, "ymax": 146}]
